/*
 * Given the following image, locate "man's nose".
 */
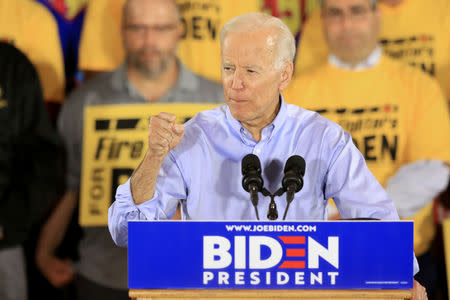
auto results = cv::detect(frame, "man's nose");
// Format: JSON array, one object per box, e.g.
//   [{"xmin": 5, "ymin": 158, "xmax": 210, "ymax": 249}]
[
  {"xmin": 143, "ymin": 28, "xmax": 158, "ymax": 47},
  {"xmin": 340, "ymin": 13, "xmax": 354, "ymax": 30},
  {"xmin": 231, "ymin": 71, "xmax": 244, "ymax": 90}
]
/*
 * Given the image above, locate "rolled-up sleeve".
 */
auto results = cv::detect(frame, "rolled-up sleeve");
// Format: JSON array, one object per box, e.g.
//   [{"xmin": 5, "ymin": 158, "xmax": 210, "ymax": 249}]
[{"xmin": 108, "ymin": 152, "xmax": 187, "ymax": 246}]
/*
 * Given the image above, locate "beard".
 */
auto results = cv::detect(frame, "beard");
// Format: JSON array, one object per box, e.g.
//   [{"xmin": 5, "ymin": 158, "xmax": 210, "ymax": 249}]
[{"xmin": 126, "ymin": 48, "xmax": 175, "ymax": 78}]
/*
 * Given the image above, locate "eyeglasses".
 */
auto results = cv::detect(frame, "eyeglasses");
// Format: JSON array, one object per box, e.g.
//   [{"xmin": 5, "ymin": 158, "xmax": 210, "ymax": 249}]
[
  {"xmin": 124, "ymin": 24, "xmax": 179, "ymax": 35},
  {"xmin": 323, "ymin": 6, "xmax": 373, "ymax": 23}
]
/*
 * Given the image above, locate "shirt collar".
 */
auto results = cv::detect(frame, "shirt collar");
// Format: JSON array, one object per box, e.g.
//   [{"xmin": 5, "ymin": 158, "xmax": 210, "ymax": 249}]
[
  {"xmin": 174, "ymin": 59, "xmax": 200, "ymax": 91},
  {"xmin": 111, "ymin": 63, "xmax": 145, "ymax": 99},
  {"xmin": 328, "ymin": 46, "xmax": 382, "ymax": 71},
  {"xmin": 225, "ymin": 94, "xmax": 287, "ymax": 144}
]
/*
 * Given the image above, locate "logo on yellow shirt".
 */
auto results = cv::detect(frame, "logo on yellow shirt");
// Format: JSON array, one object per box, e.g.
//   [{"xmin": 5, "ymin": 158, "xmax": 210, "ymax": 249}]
[
  {"xmin": 380, "ymin": 35, "xmax": 436, "ymax": 76},
  {"xmin": 315, "ymin": 104, "xmax": 399, "ymax": 164}
]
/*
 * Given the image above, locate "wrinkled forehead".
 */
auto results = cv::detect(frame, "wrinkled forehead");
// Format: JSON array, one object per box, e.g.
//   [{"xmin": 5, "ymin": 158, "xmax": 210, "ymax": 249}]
[{"xmin": 221, "ymin": 30, "xmax": 278, "ymax": 66}]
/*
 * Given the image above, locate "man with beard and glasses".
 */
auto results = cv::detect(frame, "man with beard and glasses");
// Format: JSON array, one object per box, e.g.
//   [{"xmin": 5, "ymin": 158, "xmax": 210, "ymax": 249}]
[{"xmin": 35, "ymin": 0, "xmax": 223, "ymax": 299}]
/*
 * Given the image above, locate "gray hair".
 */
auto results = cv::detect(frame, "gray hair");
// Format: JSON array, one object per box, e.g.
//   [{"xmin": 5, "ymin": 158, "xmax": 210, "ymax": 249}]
[
  {"xmin": 319, "ymin": 0, "xmax": 377, "ymax": 8},
  {"xmin": 220, "ymin": 12, "xmax": 296, "ymax": 70}
]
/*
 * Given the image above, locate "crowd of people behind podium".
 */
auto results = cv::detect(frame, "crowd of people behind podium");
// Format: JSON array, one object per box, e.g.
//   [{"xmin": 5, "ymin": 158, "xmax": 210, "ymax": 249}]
[{"xmin": 0, "ymin": 0, "xmax": 449, "ymax": 299}]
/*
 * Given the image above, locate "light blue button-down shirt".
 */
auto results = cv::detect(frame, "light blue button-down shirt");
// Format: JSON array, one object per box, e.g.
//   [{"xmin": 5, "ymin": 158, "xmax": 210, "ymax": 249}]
[
  {"xmin": 109, "ymin": 97, "xmax": 402, "ymax": 241},
  {"xmin": 109, "ymin": 97, "xmax": 419, "ymax": 274}
]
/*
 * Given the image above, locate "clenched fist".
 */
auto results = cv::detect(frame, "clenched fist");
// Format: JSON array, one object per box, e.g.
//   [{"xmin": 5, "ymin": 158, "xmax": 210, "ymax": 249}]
[{"xmin": 148, "ymin": 112, "xmax": 184, "ymax": 158}]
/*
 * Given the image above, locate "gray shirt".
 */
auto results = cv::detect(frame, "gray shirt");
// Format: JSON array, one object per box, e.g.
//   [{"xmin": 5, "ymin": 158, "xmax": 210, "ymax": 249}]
[{"xmin": 58, "ymin": 62, "xmax": 224, "ymax": 289}]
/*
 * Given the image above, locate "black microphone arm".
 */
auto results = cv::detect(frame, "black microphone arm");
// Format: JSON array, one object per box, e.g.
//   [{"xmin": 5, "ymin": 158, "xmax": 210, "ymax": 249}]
[
  {"xmin": 266, "ymin": 188, "xmax": 283, "ymax": 220},
  {"xmin": 241, "ymin": 154, "xmax": 264, "ymax": 220},
  {"xmin": 281, "ymin": 155, "xmax": 306, "ymax": 220}
]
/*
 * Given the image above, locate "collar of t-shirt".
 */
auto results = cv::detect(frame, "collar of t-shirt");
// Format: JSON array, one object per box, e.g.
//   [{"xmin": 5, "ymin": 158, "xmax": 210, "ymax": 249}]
[{"xmin": 328, "ymin": 46, "xmax": 382, "ymax": 71}]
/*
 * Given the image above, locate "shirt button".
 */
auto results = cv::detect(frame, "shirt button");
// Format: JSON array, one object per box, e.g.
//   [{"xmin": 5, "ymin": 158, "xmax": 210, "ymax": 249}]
[{"xmin": 256, "ymin": 149, "xmax": 261, "ymax": 154}]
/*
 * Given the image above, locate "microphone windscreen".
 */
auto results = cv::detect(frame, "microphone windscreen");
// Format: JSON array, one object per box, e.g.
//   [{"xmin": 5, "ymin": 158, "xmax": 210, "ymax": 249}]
[
  {"xmin": 241, "ymin": 153, "xmax": 262, "ymax": 176},
  {"xmin": 284, "ymin": 155, "xmax": 306, "ymax": 176}
]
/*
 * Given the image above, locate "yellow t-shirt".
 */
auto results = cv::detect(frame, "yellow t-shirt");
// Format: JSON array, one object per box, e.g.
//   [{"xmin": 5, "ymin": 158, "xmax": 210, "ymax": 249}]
[
  {"xmin": 294, "ymin": 0, "xmax": 450, "ymax": 100},
  {"xmin": 0, "ymin": 0, "xmax": 65, "ymax": 103},
  {"xmin": 79, "ymin": 0, "xmax": 316, "ymax": 82},
  {"xmin": 78, "ymin": 0, "xmax": 125, "ymax": 73},
  {"xmin": 284, "ymin": 55, "xmax": 450, "ymax": 255}
]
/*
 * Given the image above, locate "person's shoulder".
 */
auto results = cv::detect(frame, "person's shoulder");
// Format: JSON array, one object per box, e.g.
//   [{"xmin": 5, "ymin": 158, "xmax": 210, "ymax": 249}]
[
  {"xmin": 180, "ymin": 65, "xmax": 224, "ymax": 103},
  {"xmin": 20, "ymin": 0, "xmax": 58, "ymax": 27},
  {"xmin": 21, "ymin": 0, "xmax": 52, "ymax": 16},
  {"xmin": 67, "ymin": 71, "xmax": 116, "ymax": 101},
  {"xmin": 194, "ymin": 74, "xmax": 223, "ymax": 92},
  {"xmin": 381, "ymin": 55, "xmax": 442, "ymax": 91},
  {"xmin": 61, "ymin": 70, "xmax": 117, "ymax": 117},
  {"xmin": 193, "ymin": 74, "xmax": 224, "ymax": 101}
]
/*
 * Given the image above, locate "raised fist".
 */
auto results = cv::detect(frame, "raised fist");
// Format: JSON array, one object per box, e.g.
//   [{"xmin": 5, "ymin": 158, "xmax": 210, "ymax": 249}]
[{"xmin": 147, "ymin": 112, "xmax": 184, "ymax": 158}]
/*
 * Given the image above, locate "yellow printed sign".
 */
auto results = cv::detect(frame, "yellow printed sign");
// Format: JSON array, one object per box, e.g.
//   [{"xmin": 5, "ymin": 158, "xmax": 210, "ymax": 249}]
[{"xmin": 80, "ymin": 103, "xmax": 219, "ymax": 226}]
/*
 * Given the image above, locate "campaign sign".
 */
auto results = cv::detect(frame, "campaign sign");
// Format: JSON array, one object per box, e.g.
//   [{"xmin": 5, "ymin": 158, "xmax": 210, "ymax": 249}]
[{"xmin": 128, "ymin": 221, "xmax": 413, "ymax": 290}]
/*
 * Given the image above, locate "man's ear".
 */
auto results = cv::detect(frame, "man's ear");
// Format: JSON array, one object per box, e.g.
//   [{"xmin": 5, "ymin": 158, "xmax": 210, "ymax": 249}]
[
  {"xmin": 175, "ymin": 21, "xmax": 184, "ymax": 40},
  {"xmin": 279, "ymin": 61, "xmax": 294, "ymax": 92}
]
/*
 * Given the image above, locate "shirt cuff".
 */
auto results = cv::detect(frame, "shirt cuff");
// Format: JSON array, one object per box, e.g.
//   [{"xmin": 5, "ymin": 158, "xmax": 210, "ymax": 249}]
[
  {"xmin": 413, "ymin": 254, "xmax": 419, "ymax": 276},
  {"xmin": 115, "ymin": 178, "xmax": 170, "ymax": 220}
]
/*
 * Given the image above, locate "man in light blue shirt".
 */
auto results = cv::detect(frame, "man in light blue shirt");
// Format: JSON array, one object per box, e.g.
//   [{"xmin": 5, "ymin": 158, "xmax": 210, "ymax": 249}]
[{"xmin": 108, "ymin": 11, "xmax": 424, "ymax": 297}]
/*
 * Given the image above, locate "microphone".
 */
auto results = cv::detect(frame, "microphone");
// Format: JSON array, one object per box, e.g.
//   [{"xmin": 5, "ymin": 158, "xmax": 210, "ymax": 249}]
[
  {"xmin": 242, "ymin": 154, "xmax": 264, "ymax": 220},
  {"xmin": 282, "ymin": 155, "xmax": 306, "ymax": 220}
]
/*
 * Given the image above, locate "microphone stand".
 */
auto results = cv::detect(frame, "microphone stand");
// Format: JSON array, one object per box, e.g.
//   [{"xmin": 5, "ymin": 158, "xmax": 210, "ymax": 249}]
[
  {"xmin": 263, "ymin": 188, "xmax": 284, "ymax": 221},
  {"xmin": 251, "ymin": 186, "xmax": 260, "ymax": 220},
  {"xmin": 282, "ymin": 198, "xmax": 291, "ymax": 220},
  {"xmin": 282, "ymin": 186, "xmax": 296, "ymax": 220},
  {"xmin": 262, "ymin": 187, "xmax": 298, "ymax": 221}
]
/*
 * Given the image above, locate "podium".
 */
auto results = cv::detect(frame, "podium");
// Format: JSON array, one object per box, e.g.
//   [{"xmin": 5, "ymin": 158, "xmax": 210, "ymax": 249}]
[
  {"xmin": 128, "ymin": 221, "xmax": 414, "ymax": 300},
  {"xmin": 129, "ymin": 289, "xmax": 411, "ymax": 299}
]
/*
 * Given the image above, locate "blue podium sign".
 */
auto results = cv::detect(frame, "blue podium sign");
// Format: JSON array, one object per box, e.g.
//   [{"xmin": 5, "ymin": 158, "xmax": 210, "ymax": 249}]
[{"xmin": 128, "ymin": 221, "xmax": 413, "ymax": 290}]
